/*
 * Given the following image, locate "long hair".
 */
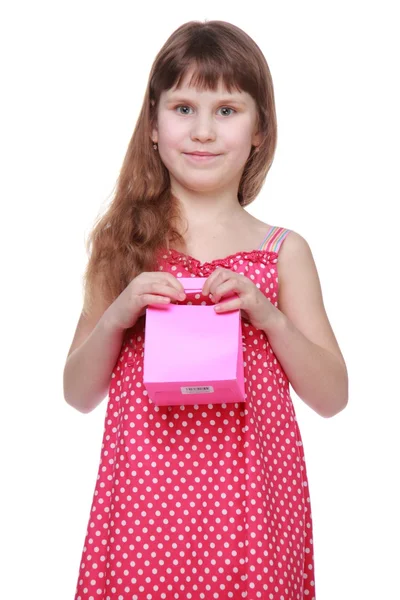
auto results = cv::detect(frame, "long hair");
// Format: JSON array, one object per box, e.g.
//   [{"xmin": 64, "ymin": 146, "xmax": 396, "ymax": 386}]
[{"xmin": 81, "ymin": 20, "xmax": 277, "ymax": 317}]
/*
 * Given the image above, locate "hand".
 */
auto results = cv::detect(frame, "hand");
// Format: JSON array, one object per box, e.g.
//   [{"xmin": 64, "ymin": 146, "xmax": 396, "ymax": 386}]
[
  {"xmin": 104, "ymin": 272, "xmax": 186, "ymax": 331},
  {"xmin": 202, "ymin": 267, "xmax": 277, "ymax": 331}
]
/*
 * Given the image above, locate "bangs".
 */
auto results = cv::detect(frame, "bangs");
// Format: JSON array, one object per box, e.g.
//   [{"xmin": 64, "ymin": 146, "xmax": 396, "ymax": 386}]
[
  {"xmin": 152, "ymin": 53, "xmax": 259, "ymax": 102},
  {"xmin": 172, "ymin": 59, "xmax": 243, "ymax": 95}
]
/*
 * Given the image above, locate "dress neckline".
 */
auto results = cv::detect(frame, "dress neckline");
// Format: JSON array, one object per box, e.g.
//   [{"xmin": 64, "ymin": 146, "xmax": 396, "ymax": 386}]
[
  {"xmin": 159, "ymin": 225, "xmax": 281, "ymax": 268},
  {"xmin": 160, "ymin": 246, "xmax": 278, "ymax": 269}
]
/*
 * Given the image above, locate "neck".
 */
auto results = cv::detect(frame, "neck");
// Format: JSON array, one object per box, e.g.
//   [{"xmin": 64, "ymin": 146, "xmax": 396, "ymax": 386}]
[{"xmin": 173, "ymin": 192, "xmax": 245, "ymax": 229}]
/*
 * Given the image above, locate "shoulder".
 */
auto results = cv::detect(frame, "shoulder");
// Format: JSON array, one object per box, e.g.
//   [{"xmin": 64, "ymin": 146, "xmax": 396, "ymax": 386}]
[
  {"xmin": 251, "ymin": 220, "xmax": 293, "ymax": 250},
  {"xmin": 276, "ymin": 228, "xmax": 319, "ymax": 306},
  {"xmin": 279, "ymin": 228, "xmax": 310, "ymax": 258},
  {"xmin": 249, "ymin": 219, "xmax": 314, "ymax": 279}
]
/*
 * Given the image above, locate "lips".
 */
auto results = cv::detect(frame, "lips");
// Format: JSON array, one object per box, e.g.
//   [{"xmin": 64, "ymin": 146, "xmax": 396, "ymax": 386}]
[{"xmin": 186, "ymin": 152, "xmax": 219, "ymax": 156}]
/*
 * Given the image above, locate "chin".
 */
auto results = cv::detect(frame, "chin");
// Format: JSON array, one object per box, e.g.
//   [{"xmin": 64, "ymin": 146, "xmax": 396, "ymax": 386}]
[{"xmin": 179, "ymin": 177, "xmax": 226, "ymax": 191}]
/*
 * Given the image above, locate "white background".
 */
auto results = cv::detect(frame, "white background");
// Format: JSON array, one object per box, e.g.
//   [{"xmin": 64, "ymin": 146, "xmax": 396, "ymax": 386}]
[{"xmin": 1, "ymin": 1, "xmax": 399, "ymax": 598}]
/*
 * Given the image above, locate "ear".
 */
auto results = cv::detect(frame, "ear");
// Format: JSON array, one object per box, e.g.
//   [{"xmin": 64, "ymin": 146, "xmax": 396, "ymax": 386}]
[
  {"xmin": 150, "ymin": 99, "xmax": 158, "ymax": 143},
  {"xmin": 252, "ymin": 129, "xmax": 262, "ymax": 149}
]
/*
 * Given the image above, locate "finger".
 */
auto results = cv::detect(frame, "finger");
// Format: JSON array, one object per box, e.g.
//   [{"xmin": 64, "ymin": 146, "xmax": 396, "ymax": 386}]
[
  {"xmin": 202, "ymin": 268, "xmax": 231, "ymax": 297},
  {"xmin": 212, "ymin": 278, "xmax": 242, "ymax": 304},
  {"xmin": 138, "ymin": 294, "xmax": 171, "ymax": 309},
  {"xmin": 161, "ymin": 272, "xmax": 186, "ymax": 294},
  {"xmin": 149, "ymin": 273, "xmax": 186, "ymax": 297},
  {"xmin": 149, "ymin": 283, "xmax": 186, "ymax": 301},
  {"xmin": 214, "ymin": 298, "xmax": 242, "ymax": 313},
  {"xmin": 201, "ymin": 273, "xmax": 218, "ymax": 297},
  {"xmin": 149, "ymin": 271, "xmax": 185, "ymax": 294},
  {"xmin": 201, "ymin": 267, "xmax": 227, "ymax": 296}
]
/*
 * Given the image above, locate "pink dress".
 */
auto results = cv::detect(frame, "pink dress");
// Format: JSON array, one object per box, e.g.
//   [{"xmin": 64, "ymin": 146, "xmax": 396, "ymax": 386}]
[{"xmin": 74, "ymin": 225, "xmax": 316, "ymax": 600}]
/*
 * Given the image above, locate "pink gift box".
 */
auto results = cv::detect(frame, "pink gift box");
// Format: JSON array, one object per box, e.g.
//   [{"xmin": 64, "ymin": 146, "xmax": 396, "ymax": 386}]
[{"xmin": 143, "ymin": 277, "xmax": 245, "ymax": 406}]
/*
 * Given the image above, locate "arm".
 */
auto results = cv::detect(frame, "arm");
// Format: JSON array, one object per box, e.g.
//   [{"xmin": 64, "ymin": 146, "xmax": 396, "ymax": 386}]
[
  {"xmin": 262, "ymin": 232, "xmax": 348, "ymax": 418},
  {"xmin": 63, "ymin": 311, "xmax": 126, "ymax": 414}
]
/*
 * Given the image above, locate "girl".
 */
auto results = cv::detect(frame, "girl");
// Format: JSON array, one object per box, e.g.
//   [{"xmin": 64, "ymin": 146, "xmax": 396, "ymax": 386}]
[{"xmin": 64, "ymin": 19, "xmax": 348, "ymax": 600}]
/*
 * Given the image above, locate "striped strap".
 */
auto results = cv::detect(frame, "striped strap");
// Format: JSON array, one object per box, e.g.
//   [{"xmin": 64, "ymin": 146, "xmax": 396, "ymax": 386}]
[{"xmin": 258, "ymin": 226, "xmax": 291, "ymax": 253}]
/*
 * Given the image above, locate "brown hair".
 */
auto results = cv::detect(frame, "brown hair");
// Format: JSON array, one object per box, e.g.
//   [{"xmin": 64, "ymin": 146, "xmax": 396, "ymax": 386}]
[{"xmin": 81, "ymin": 20, "xmax": 277, "ymax": 316}]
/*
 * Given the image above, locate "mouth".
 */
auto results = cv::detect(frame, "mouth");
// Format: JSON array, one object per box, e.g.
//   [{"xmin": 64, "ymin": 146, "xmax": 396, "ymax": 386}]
[
  {"xmin": 184, "ymin": 152, "xmax": 221, "ymax": 161},
  {"xmin": 186, "ymin": 152, "xmax": 219, "ymax": 156}
]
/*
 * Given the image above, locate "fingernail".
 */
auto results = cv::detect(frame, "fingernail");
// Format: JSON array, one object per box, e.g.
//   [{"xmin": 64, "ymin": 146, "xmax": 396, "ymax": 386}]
[{"xmin": 179, "ymin": 293, "xmax": 186, "ymax": 300}]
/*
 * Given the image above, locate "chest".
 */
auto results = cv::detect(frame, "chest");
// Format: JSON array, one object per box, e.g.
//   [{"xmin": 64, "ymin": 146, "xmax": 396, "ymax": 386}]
[{"xmin": 173, "ymin": 226, "xmax": 268, "ymax": 265}]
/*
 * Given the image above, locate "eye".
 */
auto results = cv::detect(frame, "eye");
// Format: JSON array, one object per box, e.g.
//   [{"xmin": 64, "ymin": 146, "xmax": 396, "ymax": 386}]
[
  {"xmin": 174, "ymin": 105, "xmax": 236, "ymax": 117},
  {"xmin": 219, "ymin": 107, "xmax": 236, "ymax": 117},
  {"xmin": 175, "ymin": 105, "xmax": 192, "ymax": 115}
]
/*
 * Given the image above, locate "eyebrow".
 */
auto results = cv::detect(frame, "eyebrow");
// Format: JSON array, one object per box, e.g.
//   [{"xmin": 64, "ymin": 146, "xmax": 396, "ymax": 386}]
[{"xmin": 165, "ymin": 95, "xmax": 247, "ymax": 107}]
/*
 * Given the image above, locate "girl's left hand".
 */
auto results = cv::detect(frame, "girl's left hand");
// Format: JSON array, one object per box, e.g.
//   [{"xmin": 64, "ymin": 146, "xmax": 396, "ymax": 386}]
[{"xmin": 202, "ymin": 267, "xmax": 277, "ymax": 331}]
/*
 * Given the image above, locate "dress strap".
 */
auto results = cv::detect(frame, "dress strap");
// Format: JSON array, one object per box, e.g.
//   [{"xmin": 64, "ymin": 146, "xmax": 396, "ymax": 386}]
[{"xmin": 258, "ymin": 225, "xmax": 291, "ymax": 253}]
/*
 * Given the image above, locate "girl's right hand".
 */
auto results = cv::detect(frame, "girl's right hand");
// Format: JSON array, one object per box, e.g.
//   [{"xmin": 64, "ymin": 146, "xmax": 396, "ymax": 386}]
[{"xmin": 104, "ymin": 272, "xmax": 186, "ymax": 331}]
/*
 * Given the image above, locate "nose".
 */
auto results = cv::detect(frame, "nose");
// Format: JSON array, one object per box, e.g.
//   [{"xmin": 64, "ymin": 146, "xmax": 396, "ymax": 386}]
[{"xmin": 190, "ymin": 112, "xmax": 217, "ymax": 143}]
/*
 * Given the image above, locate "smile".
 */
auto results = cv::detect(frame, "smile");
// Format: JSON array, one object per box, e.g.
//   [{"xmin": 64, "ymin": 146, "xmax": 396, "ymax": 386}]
[{"xmin": 183, "ymin": 153, "xmax": 221, "ymax": 162}]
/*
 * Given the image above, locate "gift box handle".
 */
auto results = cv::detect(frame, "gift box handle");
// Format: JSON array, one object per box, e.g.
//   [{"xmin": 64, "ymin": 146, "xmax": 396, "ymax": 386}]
[
  {"xmin": 179, "ymin": 277, "xmax": 238, "ymax": 300},
  {"xmin": 181, "ymin": 277, "xmax": 208, "ymax": 295},
  {"xmin": 184, "ymin": 286, "xmax": 205, "ymax": 295}
]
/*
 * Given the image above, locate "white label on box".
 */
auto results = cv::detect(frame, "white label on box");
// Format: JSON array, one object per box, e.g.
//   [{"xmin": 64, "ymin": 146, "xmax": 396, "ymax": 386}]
[{"xmin": 181, "ymin": 386, "xmax": 214, "ymax": 395}]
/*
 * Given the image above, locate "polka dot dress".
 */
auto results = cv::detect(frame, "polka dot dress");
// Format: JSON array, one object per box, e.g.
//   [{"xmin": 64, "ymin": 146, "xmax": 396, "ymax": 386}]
[{"xmin": 74, "ymin": 226, "xmax": 316, "ymax": 600}]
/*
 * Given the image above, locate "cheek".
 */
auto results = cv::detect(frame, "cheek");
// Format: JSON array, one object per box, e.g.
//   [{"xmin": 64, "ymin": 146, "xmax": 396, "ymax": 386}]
[
  {"xmin": 161, "ymin": 130, "xmax": 180, "ymax": 149},
  {"xmin": 225, "ymin": 126, "xmax": 253, "ymax": 152},
  {"xmin": 158, "ymin": 117, "xmax": 185, "ymax": 148},
  {"xmin": 224, "ymin": 138, "xmax": 253, "ymax": 168}
]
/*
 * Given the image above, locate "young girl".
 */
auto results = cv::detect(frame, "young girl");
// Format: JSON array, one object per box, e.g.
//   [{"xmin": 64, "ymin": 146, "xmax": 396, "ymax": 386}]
[{"xmin": 64, "ymin": 20, "xmax": 348, "ymax": 600}]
